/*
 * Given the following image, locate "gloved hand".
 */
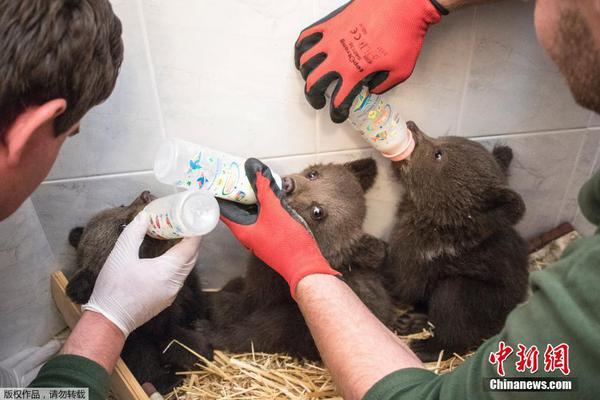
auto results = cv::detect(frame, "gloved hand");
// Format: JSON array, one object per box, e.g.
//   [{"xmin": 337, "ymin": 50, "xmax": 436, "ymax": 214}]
[
  {"xmin": 82, "ymin": 212, "xmax": 202, "ymax": 336},
  {"xmin": 219, "ymin": 158, "xmax": 340, "ymax": 298},
  {"xmin": 295, "ymin": 0, "xmax": 447, "ymax": 123}
]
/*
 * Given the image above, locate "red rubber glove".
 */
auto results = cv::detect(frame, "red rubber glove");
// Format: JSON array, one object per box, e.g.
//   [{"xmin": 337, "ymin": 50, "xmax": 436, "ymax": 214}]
[
  {"xmin": 295, "ymin": 0, "xmax": 447, "ymax": 123},
  {"xmin": 219, "ymin": 158, "xmax": 340, "ymax": 298}
]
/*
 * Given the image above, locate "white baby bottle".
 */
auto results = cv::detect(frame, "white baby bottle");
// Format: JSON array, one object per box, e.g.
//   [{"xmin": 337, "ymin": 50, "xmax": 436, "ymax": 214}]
[
  {"xmin": 154, "ymin": 138, "xmax": 282, "ymax": 205},
  {"xmin": 347, "ymin": 88, "xmax": 415, "ymax": 161},
  {"xmin": 143, "ymin": 191, "xmax": 220, "ymax": 240}
]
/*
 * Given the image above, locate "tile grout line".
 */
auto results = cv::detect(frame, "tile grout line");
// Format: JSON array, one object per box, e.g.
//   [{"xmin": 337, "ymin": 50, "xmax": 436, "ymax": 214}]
[
  {"xmin": 554, "ymin": 132, "xmax": 586, "ymax": 227},
  {"xmin": 136, "ymin": 0, "xmax": 168, "ymax": 140},
  {"xmin": 40, "ymin": 147, "xmax": 377, "ymax": 185},
  {"xmin": 42, "ymin": 170, "xmax": 155, "ymax": 184},
  {"xmin": 587, "ymin": 112, "xmax": 594, "ymax": 129},
  {"xmin": 470, "ymin": 127, "xmax": 588, "ymax": 141},
  {"xmin": 40, "ymin": 127, "xmax": 591, "ymax": 185},
  {"xmin": 455, "ymin": 7, "xmax": 478, "ymax": 135}
]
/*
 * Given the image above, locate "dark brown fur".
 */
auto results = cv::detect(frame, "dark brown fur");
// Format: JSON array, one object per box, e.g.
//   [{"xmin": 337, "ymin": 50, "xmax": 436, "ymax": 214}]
[
  {"xmin": 386, "ymin": 121, "xmax": 529, "ymax": 361},
  {"xmin": 208, "ymin": 159, "xmax": 393, "ymax": 360},
  {"xmin": 66, "ymin": 191, "xmax": 212, "ymax": 393}
]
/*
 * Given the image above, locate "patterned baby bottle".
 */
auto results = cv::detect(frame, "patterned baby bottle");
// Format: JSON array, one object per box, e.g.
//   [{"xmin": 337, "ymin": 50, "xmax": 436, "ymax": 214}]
[
  {"xmin": 347, "ymin": 88, "xmax": 415, "ymax": 161},
  {"xmin": 154, "ymin": 138, "xmax": 282, "ymax": 205},
  {"xmin": 143, "ymin": 191, "xmax": 220, "ymax": 239}
]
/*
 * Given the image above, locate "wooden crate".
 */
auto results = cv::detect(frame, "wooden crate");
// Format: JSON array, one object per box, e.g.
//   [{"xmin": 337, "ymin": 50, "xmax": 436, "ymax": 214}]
[{"xmin": 51, "ymin": 271, "xmax": 149, "ymax": 400}]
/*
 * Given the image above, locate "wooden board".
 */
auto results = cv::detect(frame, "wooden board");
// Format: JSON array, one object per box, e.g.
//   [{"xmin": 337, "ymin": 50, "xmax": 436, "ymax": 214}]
[{"xmin": 51, "ymin": 271, "xmax": 149, "ymax": 400}]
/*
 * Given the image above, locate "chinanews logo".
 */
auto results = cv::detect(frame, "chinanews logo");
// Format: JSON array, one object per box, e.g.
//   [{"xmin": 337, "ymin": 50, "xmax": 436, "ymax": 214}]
[{"xmin": 484, "ymin": 341, "xmax": 576, "ymax": 392}]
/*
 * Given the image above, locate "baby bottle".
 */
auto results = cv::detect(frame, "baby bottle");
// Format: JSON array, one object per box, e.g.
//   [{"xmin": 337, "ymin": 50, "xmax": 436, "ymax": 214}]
[
  {"xmin": 347, "ymin": 88, "xmax": 415, "ymax": 161},
  {"xmin": 154, "ymin": 138, "xmax": 282, "ymax": 205},
  {"xmin": 143, "ymin": 191, "xmax": 220, "ymax": 239}
]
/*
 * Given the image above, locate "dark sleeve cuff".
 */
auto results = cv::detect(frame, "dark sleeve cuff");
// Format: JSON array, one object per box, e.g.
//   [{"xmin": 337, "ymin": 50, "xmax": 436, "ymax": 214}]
[
  {"xmin": 363, "ymin": 368, "xmax": 438, "ymax": 400},
  {"xmin": 29, "ymin": 355, "xmax": 111, "ymax": 400}
]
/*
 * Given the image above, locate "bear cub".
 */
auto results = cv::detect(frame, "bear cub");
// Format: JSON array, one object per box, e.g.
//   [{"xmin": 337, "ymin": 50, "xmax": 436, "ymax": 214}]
[
  {"xmin": 208, "ymin": 158, "xmax": 393, "ymax": 360},
  {"xmin": 386, "ymin": 121, "xmax": 529, "ymax": 361},
  {"xmin": 66, "ymin": 191, "xmax": 212, "ymax": 393}
]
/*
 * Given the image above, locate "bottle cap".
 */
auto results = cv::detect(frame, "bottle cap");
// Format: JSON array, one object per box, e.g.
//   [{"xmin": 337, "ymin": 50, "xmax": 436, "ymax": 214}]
[
  {"xmin": 381, "ymin": 129, "xmax": 415, "ymax": 161},
  {"xmin": 180, "ymin": 191, "xmax": 220, "ymax": 236}
]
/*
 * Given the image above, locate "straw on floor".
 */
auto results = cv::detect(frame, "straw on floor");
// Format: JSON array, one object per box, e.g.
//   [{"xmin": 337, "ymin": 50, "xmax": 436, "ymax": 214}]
[{"xmin": 165, "ymin": 228, "xmax": 579, "ymax": 400}]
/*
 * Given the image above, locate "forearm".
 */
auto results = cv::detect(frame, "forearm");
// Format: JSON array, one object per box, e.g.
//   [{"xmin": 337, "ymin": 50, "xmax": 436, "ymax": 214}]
[
  {"xmin": 438, "ymin": 0, "xmax": 501, "ymax": 11},
  {"xmin": 61, "ymin": 311, "xmax": 125, "ymax": 374},
  {"xmin": 296, "ymin": 274, "xmax": 424, "ymax": 400}
]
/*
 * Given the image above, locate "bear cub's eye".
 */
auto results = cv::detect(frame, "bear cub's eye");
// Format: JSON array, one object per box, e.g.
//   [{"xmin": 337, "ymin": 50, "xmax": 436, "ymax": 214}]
[
  {"xmin": 307, "ymin": 170, "xmax": 319, "ymax": 180},
  {"xmin": 119, "ymin": 223, "xmax": 127, "ymax": 232},
  {"xmin": 311, "ymin": 205, "xmax": 326, "ymax": 220},
  {"xmin": 434, "ymin": 150, "xmax": 443, "ymax": 161}
]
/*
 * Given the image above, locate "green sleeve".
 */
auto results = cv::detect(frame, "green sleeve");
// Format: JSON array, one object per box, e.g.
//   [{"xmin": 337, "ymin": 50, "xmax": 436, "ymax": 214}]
[
  {"xmin": 29, "ymin": 355, "xmax": 111, "ymax": 400},
  {"xmin": 579, "ymin": 169, "xmax": 600, "ymax": 228},
  {"xmin": 365, "ymin": 232, "xmax": 600, "ymax": 400}
]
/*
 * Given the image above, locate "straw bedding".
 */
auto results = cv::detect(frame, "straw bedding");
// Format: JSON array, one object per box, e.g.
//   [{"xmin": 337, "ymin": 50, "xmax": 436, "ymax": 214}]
[{"xmin": 157, "ymin": 228, "xmax": 578, "ymax": 399}]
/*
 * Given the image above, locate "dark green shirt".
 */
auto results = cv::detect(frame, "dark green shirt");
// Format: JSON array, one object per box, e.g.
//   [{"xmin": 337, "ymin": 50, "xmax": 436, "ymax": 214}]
[
  {"xmin": 365, "ymin": 170, "xmax": 600, "ymax": 400},
  {"xmin": 30, "ymin": 171, "xmax": 600, "ymax": 400},
  {"xmin": 29, "ymin": 355, "xmax": 110, "ymax": 400}
]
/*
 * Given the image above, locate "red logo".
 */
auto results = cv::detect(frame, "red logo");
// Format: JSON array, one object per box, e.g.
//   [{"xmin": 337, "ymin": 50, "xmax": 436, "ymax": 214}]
[
  {"xmin": 515, "ymin": 344, "xmax": 539, "ymax": 373},
  {"xmin": 544, "ymin": 343, "xmax": 570, "ymax": 375},
  {"xmin": 488, "ymin": 342, "xmax": 571, "ymax": 376},
  {"xmin": 489, "ymin": 341, "xmax": 513, "ymax": 376}
]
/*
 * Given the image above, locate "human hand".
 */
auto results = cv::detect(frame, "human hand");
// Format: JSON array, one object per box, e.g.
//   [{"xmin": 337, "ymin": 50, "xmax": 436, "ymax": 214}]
[
  {"xmin": 219, "ymin": 158, "xmax": 339, "ymax": 298},
  {"xmin": 295, "ymin": 0, "xmax": 447, "ymax": 123},
  {"xmin": 82, "ymin": 212, "xmax": 202, "ymax": 336}
]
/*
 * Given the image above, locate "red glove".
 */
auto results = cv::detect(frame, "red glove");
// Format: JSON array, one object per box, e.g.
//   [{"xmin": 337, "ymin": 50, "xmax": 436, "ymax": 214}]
[
  {"xmin": 219, "ymin": 158, "xmax": 340, "ymax": 298},
  {"xmin": 295, "ymin": 0, "xmax": 447, "ymax": 123}
]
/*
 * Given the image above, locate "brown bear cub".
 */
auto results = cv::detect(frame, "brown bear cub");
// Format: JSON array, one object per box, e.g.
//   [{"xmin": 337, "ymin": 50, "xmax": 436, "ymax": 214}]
[
  {"xmin": 208, "ymin": 158, "xmax": 393, "ymax": 360},
  {"xmin": 386, "ymin": 121, "xmax": 529, "ymax": 361},
  {"xmin": 66, "ymin": 191, "xmax": 212, "ymax": 393}
]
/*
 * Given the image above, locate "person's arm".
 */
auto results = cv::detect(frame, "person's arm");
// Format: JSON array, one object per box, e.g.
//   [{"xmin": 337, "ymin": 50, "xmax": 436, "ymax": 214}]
[
  {"xmin": 30, "ymin": 212, "xmax": 202, "ymax": 397},
  {"xmin": 59, "ymin": 311, "xmax": 125, "ymax": 374},
  {"xmin": 297, "ymin": 275, "xmax": 424, "ymax": 400},
  {"xmin": 29, "ymin": 312, "xmax": 124, "ymax": 400},
  {"xmin": 219, "ymin": 160, "xmax": 429, "ymax": 399}
]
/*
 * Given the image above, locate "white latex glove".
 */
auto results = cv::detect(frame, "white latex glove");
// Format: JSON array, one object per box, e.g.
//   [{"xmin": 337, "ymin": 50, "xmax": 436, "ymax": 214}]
[
  {"xmin": 0, "ymin": 340, "xmax": 61, "ymax": 387},
  {"xmin": 82, "ymin": 211, "xmax": 202, "ymax": 337}
]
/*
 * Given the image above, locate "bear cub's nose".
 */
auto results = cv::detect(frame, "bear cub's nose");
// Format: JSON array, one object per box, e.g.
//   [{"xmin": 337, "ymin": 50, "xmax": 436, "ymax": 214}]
[
  {"xmin": 282, "ymin": 177, "xmax": 295, "ymax": 194},
  {"xmin": 140, "ymin": 190, "xmax": 156, "ymax": 204}
]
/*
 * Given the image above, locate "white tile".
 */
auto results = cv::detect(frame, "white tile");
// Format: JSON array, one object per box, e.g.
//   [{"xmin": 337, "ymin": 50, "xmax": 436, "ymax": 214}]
[
  {"xmin": 557, "ymin": 130, "xmax": 600, "ymax": 227},
  {"xmin": 459, "ymin": 1, "xmax": 590, "ymax": 136},
  {"xmin": 590, "ymin": 113, "xmax": 600, "ymax": 127},
  {"xmin": 142, "ymin": 0, "xmax": 317, "ymax": 159},
  {"xmin": 262, "ymin": 154, "xmax": 318, "ymax": 177},
  {"xmin": 316, "ymin": 150, "xmax": 402, "ymax": 240},
  {"xmin": 316, "ymin": 6, "xmax": 475, "ymax": 152},
  {"xmin": 31, "ymin": 173, "xmax": 249, "ymax": 289},
  {"xmin": 0, "ymin": 200, "xmax": 64, "ymax": 360},
  {"xmin": 476, "ymin": 130, "xmax": 586, "ymax": 240},
  {"xmin": 47, "ymin": 0, "xmax": 164, "ymax": 180}
]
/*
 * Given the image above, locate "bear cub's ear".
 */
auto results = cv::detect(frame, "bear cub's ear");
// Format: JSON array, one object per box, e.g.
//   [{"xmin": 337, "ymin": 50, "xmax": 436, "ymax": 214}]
[
  {"xmin": 69, "ymin": 227, "xmax": 84, "ymax": 249},
  {"xmin": 485, "ymin": 187, "xmax": 526, "ymax": 226},
  {"xmin": 345, "ymin": 158, "xmax": 378, "ymax": 192},
  {"xmin": 492, "ymin": 145, "xmax": 513, "ymax": 175}
]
